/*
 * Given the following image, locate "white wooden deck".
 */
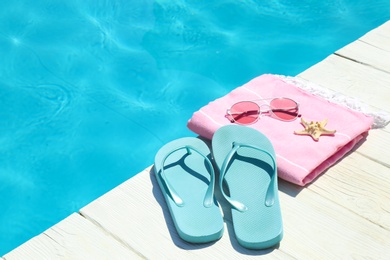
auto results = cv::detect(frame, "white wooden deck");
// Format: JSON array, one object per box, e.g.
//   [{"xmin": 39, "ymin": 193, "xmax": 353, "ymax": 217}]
[{"xmin": 3, "ymin": 21, "xmax": 390, "ymax": 260}]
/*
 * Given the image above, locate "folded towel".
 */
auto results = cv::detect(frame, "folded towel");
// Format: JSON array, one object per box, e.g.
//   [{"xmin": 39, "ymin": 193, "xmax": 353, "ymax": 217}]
[{"xmin": 187, "ymin": 74, "xmax": 374, "ymax": 186}]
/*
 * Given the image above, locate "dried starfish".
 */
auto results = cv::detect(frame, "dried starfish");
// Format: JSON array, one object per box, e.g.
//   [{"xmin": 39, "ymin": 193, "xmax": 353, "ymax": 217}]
[{"xmin": 294, "ymin": 118, "xmax": 336, "ymax": 141}]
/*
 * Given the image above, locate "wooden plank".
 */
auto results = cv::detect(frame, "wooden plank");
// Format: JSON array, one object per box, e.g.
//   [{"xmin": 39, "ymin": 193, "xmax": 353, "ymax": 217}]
[
  {"xmin": 308, "ymin": 152, "xmax": 390, "ymax": 230},
  {"xmin": 335, "ymin": 20, "xmax": 390, "ymax": 73},
  {"xmin": 80, "ymin": 166, "xmax": 390, "ymax": 259},
  {"xmin": 298, "ymin": 54, "xmax": 390, "ymax": 113},
  {"xmin": 336, "ymin": 39, "xmax": 390, "ymax": 73},
  {"xmin": 3, "ymin": 213, "xmax": 142, "ymax": 259},
  {"xmin": 217, "ymin": 161, "xmax": 390, "ymax": 258},
  {"xmin": 354, "ymin": 127, "xmax": 390, "ymax": 168},
  {"xmin": 278, "ymin": 181, "xmax": 390, "ymax": 259},
  {"xmin": 359, "ymin": 20, "xmax": 390, "ymax": 52},
  {"xmin": 80, "ymin": 168, "xmax": 293, "ymax": 259}
]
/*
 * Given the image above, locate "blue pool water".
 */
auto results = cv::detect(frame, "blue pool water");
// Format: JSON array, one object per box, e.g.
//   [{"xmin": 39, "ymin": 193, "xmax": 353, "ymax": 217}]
[{"xmin": 1, "ymin": 0, "xmax": 390, "ymax": 254}]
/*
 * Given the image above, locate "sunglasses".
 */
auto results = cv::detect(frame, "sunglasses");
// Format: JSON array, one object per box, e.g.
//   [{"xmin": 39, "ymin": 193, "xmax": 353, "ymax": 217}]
[{"xmin": 226, "ymin": 97, "xmax": 300, "ymax": 125}]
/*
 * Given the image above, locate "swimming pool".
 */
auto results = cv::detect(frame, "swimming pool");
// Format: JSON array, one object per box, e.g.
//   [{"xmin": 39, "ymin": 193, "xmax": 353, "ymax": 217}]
[{"xmin": 1, "ymin": 0, "xmax": 389, "ymax": 255}]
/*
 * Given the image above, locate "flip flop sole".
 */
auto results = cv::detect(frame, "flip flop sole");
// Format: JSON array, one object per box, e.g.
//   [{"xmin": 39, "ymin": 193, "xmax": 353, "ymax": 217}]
[
  {"xmin": 154, "ymin": 137, "xmax": 224, "ymax": 243},
  {"xmin": 212, "ymin": 125, "xmax": 283, "ymax": 249}
]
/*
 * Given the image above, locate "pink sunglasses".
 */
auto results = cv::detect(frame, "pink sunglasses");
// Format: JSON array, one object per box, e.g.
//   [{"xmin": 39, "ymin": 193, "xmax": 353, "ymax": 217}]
[{"xmin": 226, "ymin": 97, "xmax": 301, "ymax": 125}]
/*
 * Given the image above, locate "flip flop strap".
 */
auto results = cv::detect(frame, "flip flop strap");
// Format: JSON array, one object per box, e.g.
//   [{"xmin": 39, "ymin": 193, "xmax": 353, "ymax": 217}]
[
  {"xmin": 219, "ymin": 142, "xmax": 277, "ymax": 212},
  {"xmin": 159, "ymin": 145, "xmax": 215, "ymax": 208}
]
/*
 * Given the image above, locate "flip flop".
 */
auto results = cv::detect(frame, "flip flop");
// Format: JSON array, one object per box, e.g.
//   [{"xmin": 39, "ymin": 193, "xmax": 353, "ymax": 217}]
[
  {"xmin": 154, "ymin": 137, "xmax": 224, "ymax": 243},
  {"xmin": 212, "ymin": 125, "xmax": 283, "ymax": 249}
]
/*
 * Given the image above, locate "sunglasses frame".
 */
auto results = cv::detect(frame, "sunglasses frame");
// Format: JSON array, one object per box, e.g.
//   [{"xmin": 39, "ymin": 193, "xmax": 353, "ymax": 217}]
[{"xmin": 226, "ymin": 97, "xmax": 301, "ymax": 125}]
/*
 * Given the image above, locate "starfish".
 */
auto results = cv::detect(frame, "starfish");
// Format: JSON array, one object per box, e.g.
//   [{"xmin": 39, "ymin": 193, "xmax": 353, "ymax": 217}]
[{"xmin": 294, "ymin": 118, "xmax": 336, "ymax": 141}]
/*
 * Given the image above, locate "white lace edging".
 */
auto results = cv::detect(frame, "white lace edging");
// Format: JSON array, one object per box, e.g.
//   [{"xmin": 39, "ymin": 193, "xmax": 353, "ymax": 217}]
[{"xmin": 276, "ymin": 75, "xmax": 390, "ymax": 129}]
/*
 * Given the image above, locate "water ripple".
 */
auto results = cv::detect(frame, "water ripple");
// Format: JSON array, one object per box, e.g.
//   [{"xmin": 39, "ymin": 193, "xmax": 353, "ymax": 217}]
[{"xmin": 15, "ymin": 83, "xmax": 74, "ymax": 128}]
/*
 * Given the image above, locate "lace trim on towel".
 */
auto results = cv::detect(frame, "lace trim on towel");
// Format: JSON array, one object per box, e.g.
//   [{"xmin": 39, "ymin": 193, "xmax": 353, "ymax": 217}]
[{"xmin": 276, "ymin": 75, "xmax": 390, "ymax": 129}]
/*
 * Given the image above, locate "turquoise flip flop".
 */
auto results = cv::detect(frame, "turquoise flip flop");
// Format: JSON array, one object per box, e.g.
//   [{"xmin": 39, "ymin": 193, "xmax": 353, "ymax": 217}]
[
  {"xmin": 154, "ymin": 137, "xmax": 224, "ymax": 243},
  {"xmin": 212, "ymin": 125, "xmax": 283, "ymax": 249}
]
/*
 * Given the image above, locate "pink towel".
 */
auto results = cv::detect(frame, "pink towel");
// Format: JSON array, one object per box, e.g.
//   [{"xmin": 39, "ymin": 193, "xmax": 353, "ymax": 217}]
[{"xmin": 187, "ymin": 74, "xmax": 374, "ymax": 186}]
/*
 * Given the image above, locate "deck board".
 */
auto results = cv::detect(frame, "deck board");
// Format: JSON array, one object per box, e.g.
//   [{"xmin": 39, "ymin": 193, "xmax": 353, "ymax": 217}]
[
  {"xmin": 335, "ymin": 21, "xmax": 390, "ymax": 73},
  {"xmin": 361, "ymin": 22, "xmax": 390, "ymax": 49},
  {"xmin": 278, "ymin": 180, "xmax": 390, "ymax": 259},
  {"xmin": 308, "ymin": 153, "xmax": 390, "ymax": 230},
  {"xmin": 82, "ymin": 167, "xmax": 390, "ymax": 259},
  {"xmin": 3, "ymin": 20, "xmax": 390, "ymax": 260},
  {"xmin": 298, "ymin": 54, "xmax": 390, "ymax": 113},
  {"xmin": 3, "ymin": 213, "xmax": 142, "ymax": 259},
  {"xmin": 353, "ymin": 128, "xmax": 390, "ymax": 167},
  {"xmin": 80, "ymin": 167, "xmax": 292, "ymax": 259}
]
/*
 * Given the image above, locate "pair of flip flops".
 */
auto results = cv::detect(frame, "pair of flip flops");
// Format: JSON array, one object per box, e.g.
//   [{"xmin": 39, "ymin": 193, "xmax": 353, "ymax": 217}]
[{"xmin": 154, "ymin": 125, "xmax": 283, "ymax": 249}]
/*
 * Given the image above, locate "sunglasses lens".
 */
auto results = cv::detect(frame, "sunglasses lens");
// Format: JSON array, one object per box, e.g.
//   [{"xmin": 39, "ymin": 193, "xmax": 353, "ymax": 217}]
[
  {"xmin": 229, "ymin": 101, "xmax": 260, "ymax": 125},
  {"xmin": 270, "ymin": 98, "xmax": 299, "ymax": 121}
]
